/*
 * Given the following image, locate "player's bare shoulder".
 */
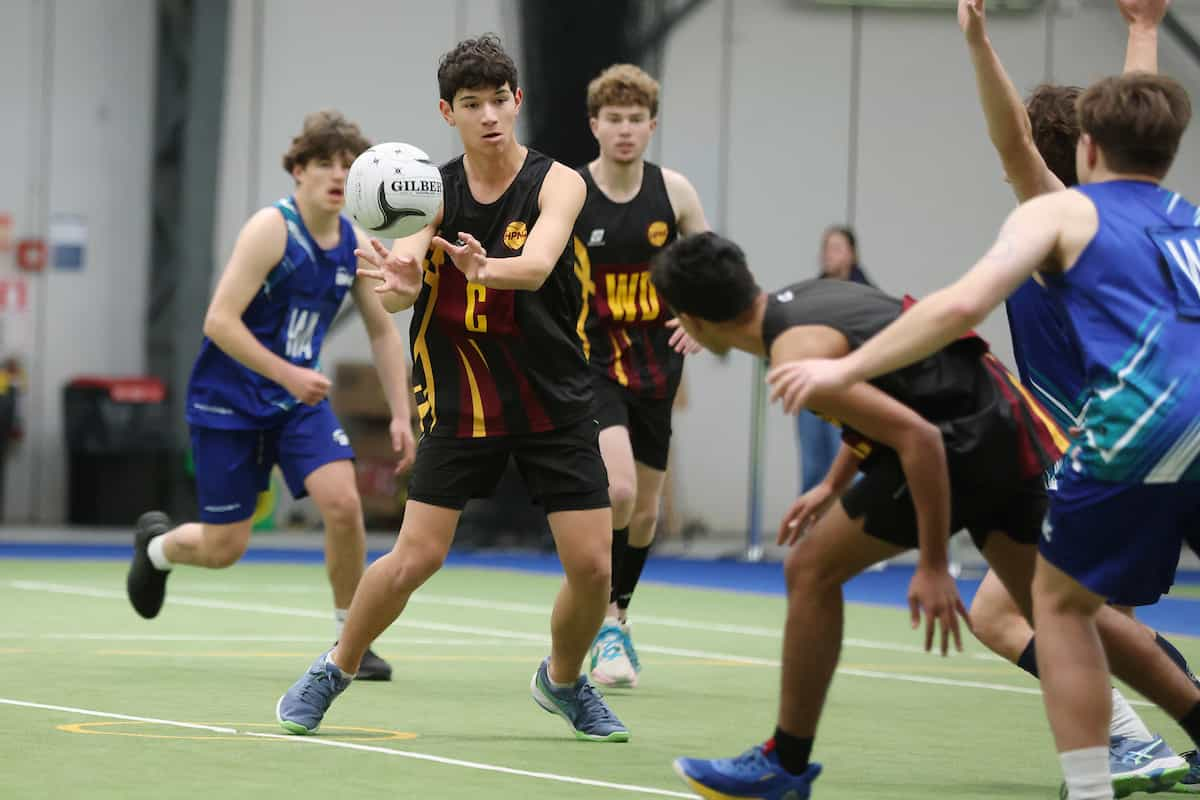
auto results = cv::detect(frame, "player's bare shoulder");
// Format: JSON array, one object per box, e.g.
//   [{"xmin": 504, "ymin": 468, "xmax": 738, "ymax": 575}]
[
  {"xmin": 538, "ymin": 160, "xmax": 587, "ymax": 217},
  {"xmin": 228, "ymin": 205, "xmax": 289, "ymax": 270},
  {"xmin": 661, "ymin": 166, "xmax": 708, "ymax": 234}
]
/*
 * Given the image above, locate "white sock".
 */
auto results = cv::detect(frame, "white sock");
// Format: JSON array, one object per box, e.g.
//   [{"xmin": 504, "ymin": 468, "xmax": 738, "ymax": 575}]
[
  {"xmin": 1110, "ymin": 687, "xmax": 1154, "ymax": 741},
  {"xmin": 334, "ymin": 609, "xmax": 348, "ymax": 640},
  {"xmin": 1060, "ymin": 746, "xmax": 1114, "ymax": 800},
  {"xmin": 325, "ymin": 650, "xmax": 355, "ymax": 680},
  {"xmin": 146, "ymin": 535, "xmax": 172, "ymax": 571}
]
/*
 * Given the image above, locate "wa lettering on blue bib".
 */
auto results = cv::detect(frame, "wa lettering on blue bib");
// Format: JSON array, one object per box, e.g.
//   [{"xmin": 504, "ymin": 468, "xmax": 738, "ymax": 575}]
[{"xmin": 1149, "ymin": 227, "xmax": 1200, "ymax": 318}]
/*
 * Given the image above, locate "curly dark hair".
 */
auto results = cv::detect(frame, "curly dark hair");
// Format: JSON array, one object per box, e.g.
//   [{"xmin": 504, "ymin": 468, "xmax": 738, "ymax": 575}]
[
  {"xmin": 281, "ymin": 110, "xmax": 370, "ymax": 174},
  {"xmin": 1026, "ymin": 84, "xmax": 1083, "ymax": 187},
  {"xmin": 650, "ymin": 232, "xmax": 761, "ymax": 323},
  {"xmin": 437, "ymin": 34, "xmax": 519, "ymax": 105}
]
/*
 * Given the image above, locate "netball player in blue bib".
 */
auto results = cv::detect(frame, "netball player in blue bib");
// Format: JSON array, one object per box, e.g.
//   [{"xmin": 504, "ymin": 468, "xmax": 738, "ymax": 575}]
[
  {"xmin": 125, "ymin": 111, "xmax": 414, "ymax": 681},
  {"xmin": 775, "ymin": 74, "xmax": 1200, "ymax": 800}
]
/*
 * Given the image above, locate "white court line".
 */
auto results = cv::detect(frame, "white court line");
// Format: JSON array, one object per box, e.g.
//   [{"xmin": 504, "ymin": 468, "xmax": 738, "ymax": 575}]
[
  {"xmin": 6, "ymin": 579, "xmax": 1100, "ymax": 703},
  {"xmin": 0, "ymin": 697, "xmax": 695, "ymax": 798},
  {"xmin": 0, "ymin": 698, "xmax": 237, "ymax": 733},
  {"xmin": 13, "ymin": 580, "xmax": 1005, "ymax": 662},
  {"xmin": 0, "ymin": 633, "xmax": 535, "ymax": 646}
]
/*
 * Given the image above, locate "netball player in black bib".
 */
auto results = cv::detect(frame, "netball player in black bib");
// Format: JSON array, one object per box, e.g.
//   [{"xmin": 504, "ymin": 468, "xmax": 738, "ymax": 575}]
[
  {"xmin": 277, "ymin": 35, "xmax": 628, "ymax": 743},
  {"xmin": 653, "ymin": 232, "xmax": 1198, "ymax": 798},
  {"xmin": 572, "ymin": 64, "xmax": 709, "ymax": 689}
]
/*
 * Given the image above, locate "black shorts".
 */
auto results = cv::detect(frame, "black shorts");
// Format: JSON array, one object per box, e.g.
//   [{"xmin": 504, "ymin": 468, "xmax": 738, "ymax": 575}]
[
  {"xmin": 841, "ymin": 450, "xmax": 1046, "ymax": 551},
  {"xmin": 592, "ymin": 374, "xmax": 675, "ymax": 471},
  {"xmin": 406, "ymin": 417, "xmax": 610, "ymax": 513}
]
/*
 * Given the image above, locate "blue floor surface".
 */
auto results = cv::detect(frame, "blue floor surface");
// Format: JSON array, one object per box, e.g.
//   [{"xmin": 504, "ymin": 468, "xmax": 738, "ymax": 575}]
[{"xmin": 4, "ymin": 540, "xmax": 1198, "ymax": 637}]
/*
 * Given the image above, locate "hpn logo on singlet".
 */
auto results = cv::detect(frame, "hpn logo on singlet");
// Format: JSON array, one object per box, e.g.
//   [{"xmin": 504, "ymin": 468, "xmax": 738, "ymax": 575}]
[
  {"xmin": 647, "ymin": 221, "xmax": 669, "ymax": 247},
  {"xmin": 504, "ymin": 221, "xmax": 528, "ymax": 251},
  {"xmin": 286, "ymin": 308, "xmax": 318, "ymax": 360}
]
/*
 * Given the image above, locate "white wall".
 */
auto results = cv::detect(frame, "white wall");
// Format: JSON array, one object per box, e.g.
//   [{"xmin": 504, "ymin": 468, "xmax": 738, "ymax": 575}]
[
  {"xmin": 0, "ymin": 0, "xmax": 155, "ymax": 523},
  {"xmin": 7, "ymin": 0, "xmax": 1200, "ymax": 531}
]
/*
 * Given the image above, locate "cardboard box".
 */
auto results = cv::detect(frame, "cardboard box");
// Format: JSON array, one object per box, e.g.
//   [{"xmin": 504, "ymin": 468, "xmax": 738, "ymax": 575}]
[{"xmin": 332, "ymin": 362, "xmax": 392, "ymax": 419}]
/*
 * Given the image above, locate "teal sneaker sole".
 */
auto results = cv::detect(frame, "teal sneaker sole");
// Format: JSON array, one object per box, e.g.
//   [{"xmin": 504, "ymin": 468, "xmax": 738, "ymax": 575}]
[
  {"xmin": 529, "ymin": 670, "xmax": 630, "ymax": 743},
  {"xmin": 276, "ymin": 695, "xmax": 318, "ymax": 735}
]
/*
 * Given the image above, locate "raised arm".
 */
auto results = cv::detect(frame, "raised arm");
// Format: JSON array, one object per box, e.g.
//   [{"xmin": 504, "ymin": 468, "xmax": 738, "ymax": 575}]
[
  {"xmin": 203, "ymin": 208, "xmax": 330, "ymax": 405},
  {"xmin": 1119, "ymin": 0, "xmax": 1169, "ymax": 73},
  {"xmin": 434, "ymin": 163, "xmax": 586, "ymax": 291},
  {"xmin": 351, "ymin": 227, "xmax": 416, "ymax": 473},
  {"xmin": 960, "ymin": 0, "xmax": 1064, "ymax": 201},
  {"xmin": 767, "ymin": 192, "xmax": 1073, "ymax": 410}
]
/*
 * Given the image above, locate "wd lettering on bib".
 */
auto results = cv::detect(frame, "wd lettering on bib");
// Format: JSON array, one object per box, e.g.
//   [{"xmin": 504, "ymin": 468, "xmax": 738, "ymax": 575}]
[{"xmin": 572, "ymin": 161, "xmax": 681, "ymax": 399}]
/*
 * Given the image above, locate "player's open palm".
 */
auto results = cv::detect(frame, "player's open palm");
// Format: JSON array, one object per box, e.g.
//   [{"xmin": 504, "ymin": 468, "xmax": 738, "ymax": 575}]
[
  {"xmin": 778, "ymin": 485, "xmax": 836, "ymax": 546},
  {"xmin": 356, "ymin": 238, "xmax": 422, "ymax": 299},
  {"xmin": 390, "ymin": 415, "xmax": 416, "ymax": 474},
  {"xmin": 958, "ymin": 0, "xmax": 987, "ymax": 44},
  {"xmin": 1116, "ymin": 0, "xmax": 1170, "ymax": 29},
  {"xmin": 284, "ymin": 365, "xmax": 331, "ymax": 406},
  {"xmin": 908, "ymin": 564, "xmax": 970, "ymax": 657},
  {"xmin": 432, "ymin": 232, "xmax": 488, "ymax": 283}
]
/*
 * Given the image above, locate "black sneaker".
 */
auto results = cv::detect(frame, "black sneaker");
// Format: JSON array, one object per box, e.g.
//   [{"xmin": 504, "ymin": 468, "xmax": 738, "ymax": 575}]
[
  {"xmin": 356, "ymin": 648, "xmax": 392, "ymax": 681},
  {"xmin": 127, "ymin": 511, "xmax": 172, "ymax": 619}
]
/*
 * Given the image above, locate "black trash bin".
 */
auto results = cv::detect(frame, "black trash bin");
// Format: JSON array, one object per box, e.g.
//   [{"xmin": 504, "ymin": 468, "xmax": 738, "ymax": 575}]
[
  {"xmin": 64, "ymin": 376, "xmax": 171, "ymax": 525},
  {"xmin": 0, "ymin": 374, "xmax": 16, "ymax": 518}
]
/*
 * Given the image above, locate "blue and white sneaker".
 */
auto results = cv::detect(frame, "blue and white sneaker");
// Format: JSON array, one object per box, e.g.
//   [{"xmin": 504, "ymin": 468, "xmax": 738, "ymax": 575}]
[
  {"xmin": 1167, "ymin": 750, "xmax": 1200, "ymax": 793},
  {"xmin": 674, "ymin": 743, "xmax": 822, "ymax": 800},
  {"xmin": 276, "ymin": 650, "xmax": 353, "ymax": 735},
  {"xmin": 590, "ymin": 618, "xmax": 638, "ymax": 689},
  {"xmin": 1110, "ymin": 735, "xmax": 1189, "ymax": 797},
  {"xmin": 530, "ymin": 657, "xmax": 630, "ymax": 742}
]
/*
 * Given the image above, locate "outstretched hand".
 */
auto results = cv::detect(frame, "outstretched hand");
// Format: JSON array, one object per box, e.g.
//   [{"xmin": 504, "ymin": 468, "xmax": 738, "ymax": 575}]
[
  {"xmin": 908, "ymin": 564, "xmax": 971, "ymax": 657},
  {"xmin": 665, "ymin": 318, "xmax": 704, "ymax": 354},
  {"xmin": 355, "ymin": 237, "xmax": 422, "ymax": 299},
  {"xmin": 958, "ymin": 0, "xmax": 987, "ymax": 45},
  {"xmin": 389, "ymin": 415, "xmax": 416, "ymax": 474},
  {"xmin": 1116, "ymin": 0, "xmax": 1170, "ymax": 29},
  {"xmin": 766, "ymin": 359, "xmax": 856, "ymax": 415},
  {"xmin": 431, "ymin": 232, "xmax": 488, "ymax": 283},
  {"xmin": 777, "ymin": 485, "xmax": 836, "ymax": 546}
]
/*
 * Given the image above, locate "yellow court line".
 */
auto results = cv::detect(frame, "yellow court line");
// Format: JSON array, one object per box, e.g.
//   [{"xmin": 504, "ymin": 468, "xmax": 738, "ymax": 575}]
[{"xmin": 57, "ymin": 720, "xmax": 416, "ymax": 743}]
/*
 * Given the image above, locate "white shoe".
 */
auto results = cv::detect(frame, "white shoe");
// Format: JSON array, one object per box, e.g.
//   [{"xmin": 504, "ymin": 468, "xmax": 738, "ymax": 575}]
[{"xmin": 590, "ymin": 617, "xmax": 638, "ymax": 688}]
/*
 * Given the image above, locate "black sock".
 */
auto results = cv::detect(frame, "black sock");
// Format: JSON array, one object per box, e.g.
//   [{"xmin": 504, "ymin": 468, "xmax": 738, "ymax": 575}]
[
  {"xmin": 609, "ymin": 528, "xmax": 629, "ymax": 606},
  {"xmin": 1016, "ymin": 637, "xmax": 1039, "ymax": 679},
  {"xmin": 614, "ymin": 544, "xmax": 650, "ymax": 612},
  {"xmin": 1179, "ymin": 702, "xmax": 1200, "ymax": 752},
  {"xmin": 1156, "ymin": 633, "xmax": 1200, "ymax": 689},
  {"xmin": 772, "ymin": 727, "xmax": 813, "ymax": 774}
]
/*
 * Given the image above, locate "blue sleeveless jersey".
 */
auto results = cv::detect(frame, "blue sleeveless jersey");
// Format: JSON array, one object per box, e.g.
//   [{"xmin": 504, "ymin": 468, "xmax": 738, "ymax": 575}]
[
  {"xmin": 1005, "ymin": 280, "xmax": 1087, "ymax": 435},
  {"xmin": 1045, "ymin": 181, "xmax": 1200, "ymax": 483},
  {"xmin": 186, "ymin": 197, "xmax": 358, "ymax": 429}
]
